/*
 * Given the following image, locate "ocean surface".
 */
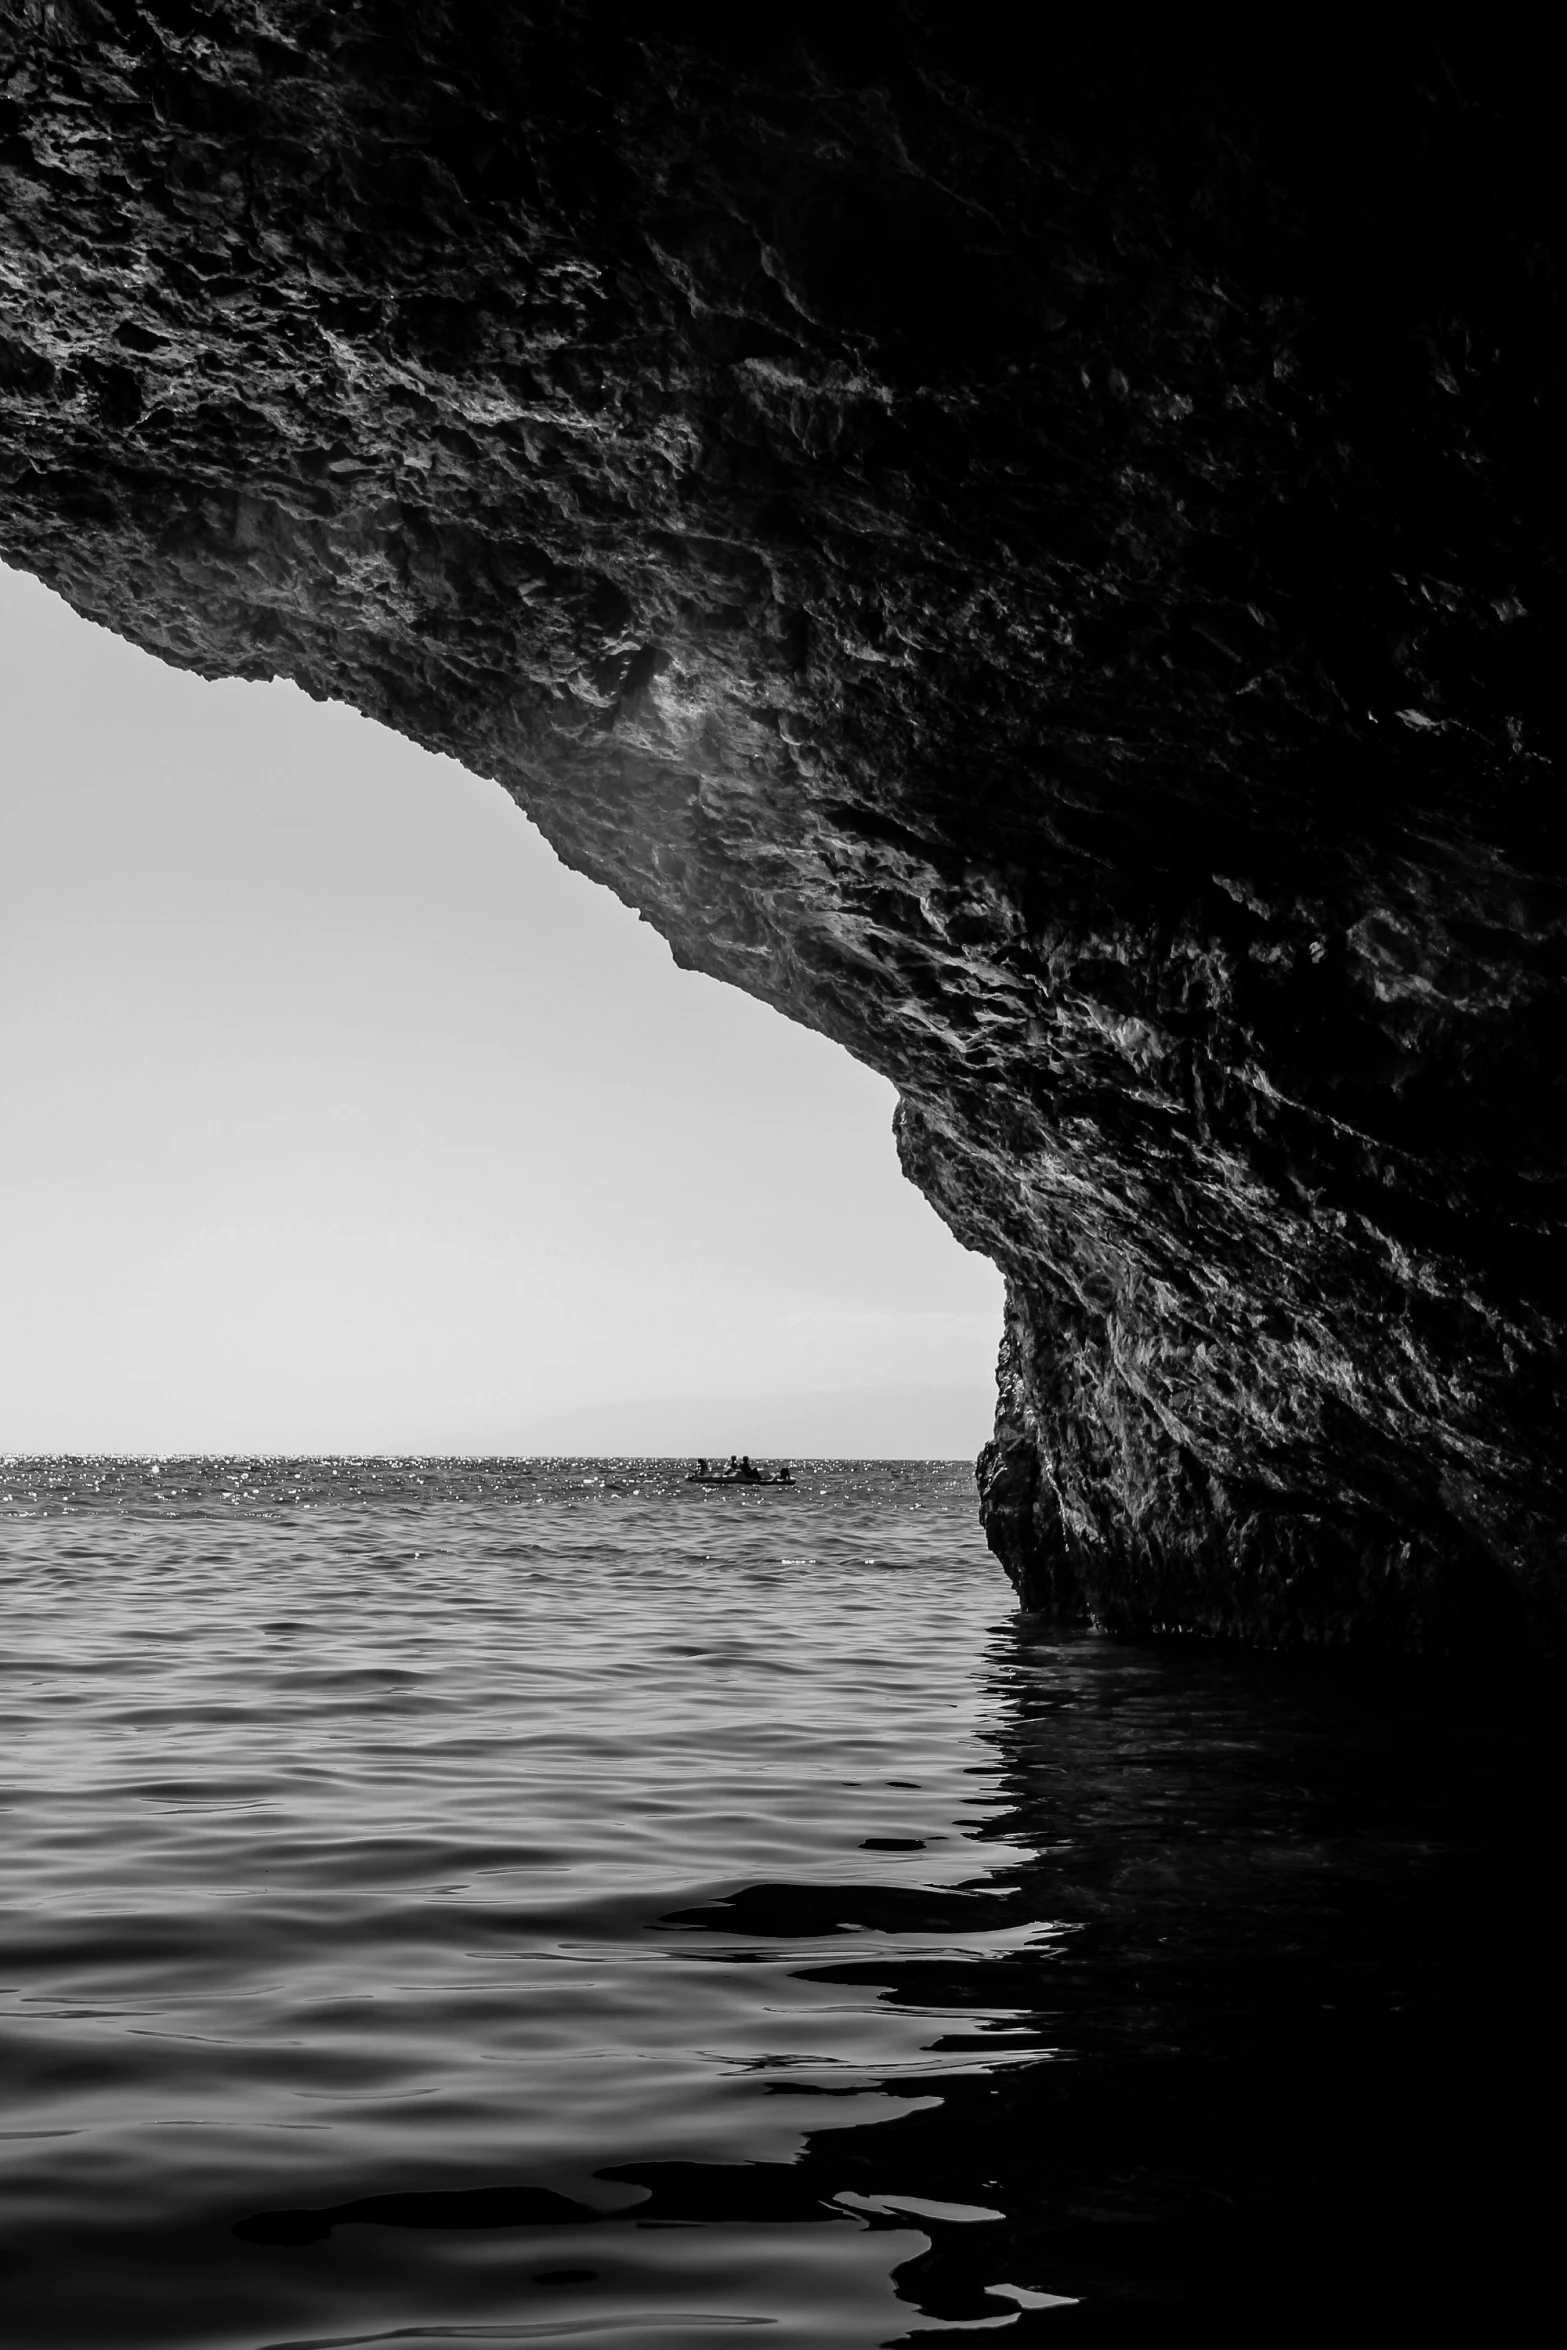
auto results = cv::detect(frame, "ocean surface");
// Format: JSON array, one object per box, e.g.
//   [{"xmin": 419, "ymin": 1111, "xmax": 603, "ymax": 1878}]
[{"xmin": 2, "ymin": 1458, "xmax": 1561, "ymax": 2347}]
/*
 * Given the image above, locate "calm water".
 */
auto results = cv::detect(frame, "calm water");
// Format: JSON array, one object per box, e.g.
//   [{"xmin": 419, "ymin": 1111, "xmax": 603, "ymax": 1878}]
[{"xmin": 1, "ymin": 1459, "xmax": 1560, "ymax": 2347}]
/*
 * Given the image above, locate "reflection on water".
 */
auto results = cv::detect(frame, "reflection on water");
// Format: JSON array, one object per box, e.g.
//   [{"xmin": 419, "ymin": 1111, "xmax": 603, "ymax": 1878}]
[
  {"xmin": 783, "ymin": 1625, "xmax": 1567, "ymax": 2335},
  {"xmin": 1, "ymin": 1460, "xmax": 1560, "ymax": 2345}
]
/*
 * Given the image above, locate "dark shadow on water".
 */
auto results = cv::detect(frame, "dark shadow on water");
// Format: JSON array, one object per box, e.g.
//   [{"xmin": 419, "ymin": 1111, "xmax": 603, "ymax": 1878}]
[
  {"xmin": 777, "ymin": 1622, "xmax": 1567, "ymax": 2333},
  {"xmin": 230, "ymin": 1621, "xmax": 1567, "ymax": 2339}
]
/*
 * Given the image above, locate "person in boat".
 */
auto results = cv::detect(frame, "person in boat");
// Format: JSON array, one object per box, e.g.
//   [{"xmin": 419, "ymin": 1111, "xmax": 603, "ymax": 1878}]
[{"xmin": 778, "ymin": 1462, "xmax": 793, "ymax": 1485}]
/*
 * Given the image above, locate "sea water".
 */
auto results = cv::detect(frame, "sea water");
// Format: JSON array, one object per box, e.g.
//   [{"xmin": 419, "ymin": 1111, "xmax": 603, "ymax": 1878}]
[{"xmin": 1, "ymin": 1459, "xmax": 1561, "ymax": 2346}]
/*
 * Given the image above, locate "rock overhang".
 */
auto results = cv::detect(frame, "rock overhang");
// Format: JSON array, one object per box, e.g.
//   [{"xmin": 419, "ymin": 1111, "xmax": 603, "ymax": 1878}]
[{"xmin": 2, "ymin": 5, "xmax": 1562, "ymax": 1653}]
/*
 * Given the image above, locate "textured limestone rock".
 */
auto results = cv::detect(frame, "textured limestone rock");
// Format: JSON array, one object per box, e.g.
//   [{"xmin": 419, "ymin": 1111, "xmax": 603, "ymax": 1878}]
[{"xmin": 2, "ymin": 6, "xmax": 1563, "ymax": 1651}]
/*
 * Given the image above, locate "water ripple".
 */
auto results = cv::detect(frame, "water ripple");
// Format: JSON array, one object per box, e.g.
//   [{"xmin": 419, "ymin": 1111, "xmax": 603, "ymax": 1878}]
[{"xmin": 1, "ymin": 1457, "xmax": 1561, "ymax": 2343}]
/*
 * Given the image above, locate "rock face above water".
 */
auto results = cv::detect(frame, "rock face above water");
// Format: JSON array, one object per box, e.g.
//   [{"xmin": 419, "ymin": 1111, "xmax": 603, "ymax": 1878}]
[{"xmin": 3, "ymin": 7, "xmax": 1563, "ymax": 1653}]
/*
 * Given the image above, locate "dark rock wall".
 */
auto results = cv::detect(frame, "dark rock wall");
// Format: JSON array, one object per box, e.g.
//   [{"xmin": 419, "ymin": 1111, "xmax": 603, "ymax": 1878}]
[{"xmin": 3, "ymin": 6, "xmax": 1563, "ymax": 1652}]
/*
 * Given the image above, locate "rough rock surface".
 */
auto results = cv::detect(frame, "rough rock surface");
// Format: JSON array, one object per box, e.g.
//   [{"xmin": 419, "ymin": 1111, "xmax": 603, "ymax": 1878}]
[{"xmin": 3, "ymin": 6, "xmax": 1563, "ymax": 1653}]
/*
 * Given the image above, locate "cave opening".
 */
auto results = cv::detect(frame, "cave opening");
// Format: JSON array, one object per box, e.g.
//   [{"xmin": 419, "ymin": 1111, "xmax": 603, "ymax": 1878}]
[{"xmin": 0, "ymin": 562, "xmax": 1001, "ymax": 1458}]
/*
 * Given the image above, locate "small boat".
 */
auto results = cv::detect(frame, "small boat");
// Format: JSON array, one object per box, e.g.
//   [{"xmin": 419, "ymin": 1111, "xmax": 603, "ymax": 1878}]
[
  {"xmin": 687, "ymin": 1472, "xmax": 792, "ymax": 1487},
  {"xmin": 686, "ymin": 1461, "xmax": 794, "ymax": 1488}
]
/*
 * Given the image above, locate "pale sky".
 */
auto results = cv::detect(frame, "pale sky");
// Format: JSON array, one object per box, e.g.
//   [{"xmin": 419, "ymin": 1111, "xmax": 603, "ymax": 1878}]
[{"xmin": 0, "ymin": 563, "xmax": 1002, "ymax": 1456}]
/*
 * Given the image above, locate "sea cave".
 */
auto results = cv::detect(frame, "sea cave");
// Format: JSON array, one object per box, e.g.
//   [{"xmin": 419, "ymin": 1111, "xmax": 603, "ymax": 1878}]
[{"xmin": 2, "ymin": 4, "xmax": 1562, "ymax": 1654}]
